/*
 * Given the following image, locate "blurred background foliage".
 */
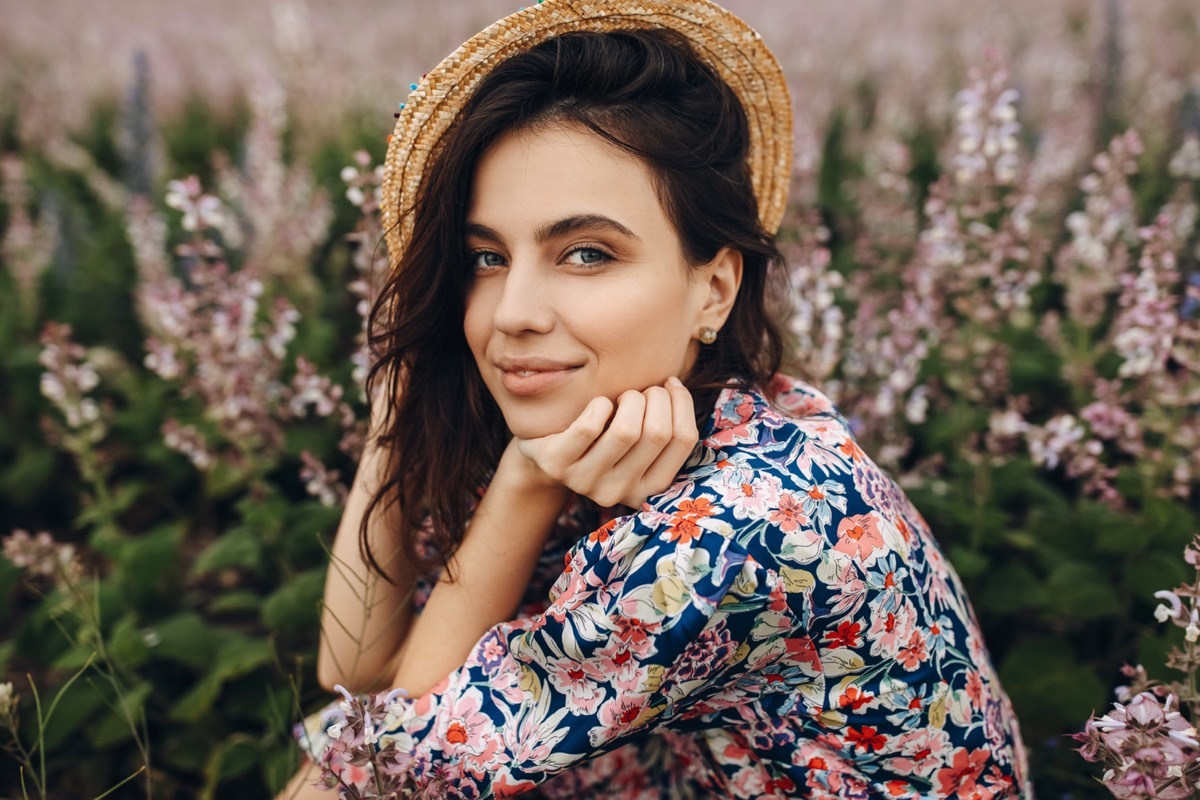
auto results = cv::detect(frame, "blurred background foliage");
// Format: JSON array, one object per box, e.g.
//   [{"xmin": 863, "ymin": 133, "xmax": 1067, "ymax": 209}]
[{"xmin": 0, "ymin": 0, "xmax": 1198, "ymax": 797}]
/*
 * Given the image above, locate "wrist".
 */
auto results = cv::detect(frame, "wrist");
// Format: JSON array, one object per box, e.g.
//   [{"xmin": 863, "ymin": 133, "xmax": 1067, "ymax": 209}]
[{"xmin": 496, "ymin": 438, "xmax": 572, "ymax": 501}]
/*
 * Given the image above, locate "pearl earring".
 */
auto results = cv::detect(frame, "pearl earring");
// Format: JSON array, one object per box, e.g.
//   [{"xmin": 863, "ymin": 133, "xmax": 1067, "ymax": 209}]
[{"xmin": 700, "ymin": 327, "xmax": 718, "ymax": 345}]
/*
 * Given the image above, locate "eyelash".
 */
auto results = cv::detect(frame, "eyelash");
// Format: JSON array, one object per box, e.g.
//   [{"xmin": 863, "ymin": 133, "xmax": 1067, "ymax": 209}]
[
  {"xmin": 467, "ymin": 244, "xmax": 615, "ymax": 272},
  {"xmin": 563, "ymin": 244, "xmax": 614, "ymax": 267}
]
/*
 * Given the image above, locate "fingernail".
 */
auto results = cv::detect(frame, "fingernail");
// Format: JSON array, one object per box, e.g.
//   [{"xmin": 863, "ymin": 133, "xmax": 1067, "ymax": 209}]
[{"xmin": 667, "ymin": 376, "xmax": 683, "ymax": 388}]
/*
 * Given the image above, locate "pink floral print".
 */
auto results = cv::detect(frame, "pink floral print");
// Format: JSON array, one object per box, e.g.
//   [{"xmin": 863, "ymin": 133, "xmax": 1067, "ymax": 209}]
[{"xmin": 298, "ymin": 375, "xmax": 1030, "ymax": 798}]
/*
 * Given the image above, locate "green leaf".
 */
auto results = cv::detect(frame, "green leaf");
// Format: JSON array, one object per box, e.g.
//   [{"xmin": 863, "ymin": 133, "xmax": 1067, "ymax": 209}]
[
  {"xmin": 284, "ymin": 501, "xmax": 342, "ymax": 561},
  {"xmin": 1128, "ymin": 553, "xmax": 1188, "ymax": 601},
  {"xmin": 999, "ymin": 637, "xmax": 1106, "ymax": 737},
  {"xmin": 0, "ymin": 445, "xmax": 56, "ymax": 500},
  {"xmin": 0, "ymin": 639, "xmax": 13, "ymax": 675},
  {"xmin": 1082, "ymin": 501, "xmax": 1144, "ymax": 556},
  {"xmin": 191, "ymin": 528, "xmax": 266, "ymax": 577},
  {"xmin": 200, "ymin": 733, "xmax": 261, "ymax": 799},
  {"xmin": 237, "ymin": 488, "xmax": 290, "ymax": 537},
  {"xmin": 40, "ymin": 676, "xmax": 109, "ymax": 751},
  {"xmin": 262, "ymin": 745, "xmax": 305, "ymax": 796},
  {"xmin": 107, "ymin": 612, "xmax": 150, "ymax": 669},
  {"xmin": 169, "ymin": 671, "xmax": 224, "ymax": 723},
  {"xmin": 116, "ymin": 523, "xmax": 184, "ymax": 606},
  {"xmin": 977, "ymin": 562, "xmax": 1043, "ymax": 615},
  {"xmin": 261, "ymin": 568, "xmax": 325, "ymax": 634},
  {"xmin": 85, "ymin": 680, "xmax": 152, "ymax": 749},
  {"xmin": 946, "ymin": 546, "xmax": 988, "ymax": 579},
  {"xmin": 74, "ymin": 482, "xmax": 146, "ymax": 529},
  {"xmin": 205, "ymin": 458, "xmax": 256, "ymax": 499},
  {"xmin": 147, "ymin": 612, "xmax": 218, "ymax": 671},
  {"xmin": 1144, "ymin": 496, "xmax": 1198, "ymax": 550},
  {"xmin": 1040, "ymin": 562, "xmax": 1121, "ymax": 620},
  {"xmin": 51, "ymin": 643, "xmax": 97, "ymax": 671},
  {"xmin": 168, "ymin": 633, "xmax": 273, "ymax": 722},
  {"xmin": 208, "ymin": 590, "xmax": 265, "ymax": 614}
]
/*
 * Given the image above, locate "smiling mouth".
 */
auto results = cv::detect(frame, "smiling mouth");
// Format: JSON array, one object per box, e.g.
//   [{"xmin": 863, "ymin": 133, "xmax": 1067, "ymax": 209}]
[{"xmin": 499, "ymin": 366, "xmax": 580, "ymax": 396}]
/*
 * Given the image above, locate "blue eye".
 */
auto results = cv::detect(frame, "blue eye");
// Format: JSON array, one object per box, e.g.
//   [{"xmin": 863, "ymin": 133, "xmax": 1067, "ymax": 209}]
[
  {"xmin": 565, "ymin": 247, "xmax": 612, "ymax": 267},
  {"xmin": 470, "ymin": 250, "xmax": 505, "ymax": 271}
]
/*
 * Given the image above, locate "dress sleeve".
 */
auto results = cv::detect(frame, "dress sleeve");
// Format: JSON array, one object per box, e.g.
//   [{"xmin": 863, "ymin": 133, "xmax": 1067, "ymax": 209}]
[{"xmin": 315, "ymin": 490, "xmax": 795, "ymax": 798}]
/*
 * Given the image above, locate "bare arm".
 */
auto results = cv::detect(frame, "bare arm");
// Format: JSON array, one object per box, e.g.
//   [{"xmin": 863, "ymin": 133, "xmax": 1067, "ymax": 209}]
[
  {"xmin": 391, "ymin": 380, "xmax": 697, "ymax": 696},
  {"xmin": 317, "ymin": 413, "xmax": 421, "ymax": 693},
  {"xmin": 389, "ymin": 441, "xmax": 571, "ymax": 696}
]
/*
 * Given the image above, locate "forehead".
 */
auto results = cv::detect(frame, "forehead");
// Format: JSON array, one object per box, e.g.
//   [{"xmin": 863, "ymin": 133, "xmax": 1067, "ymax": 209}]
[{"xmin": 466, "ymin": 123, "xmax": 670, "ymax": 233}]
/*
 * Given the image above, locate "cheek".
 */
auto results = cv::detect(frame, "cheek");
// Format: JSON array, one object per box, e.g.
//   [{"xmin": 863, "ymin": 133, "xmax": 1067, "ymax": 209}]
[
  {"xmin": 583, "ymin": 285, "xmax": 693, "ymax": 377},
  {"xmin": 462, "ymin": 288, "xmax": 492, "ymax": 360}
]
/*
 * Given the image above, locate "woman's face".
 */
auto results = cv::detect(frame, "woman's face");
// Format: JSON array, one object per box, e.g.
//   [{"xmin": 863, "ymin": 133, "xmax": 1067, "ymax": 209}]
[{"xmin": 462, "ymin": 123, "xmax": 737, "ymax": 439}]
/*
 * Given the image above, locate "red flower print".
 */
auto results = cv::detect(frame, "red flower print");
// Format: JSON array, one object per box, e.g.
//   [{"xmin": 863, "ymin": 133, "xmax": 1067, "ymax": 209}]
[
  {"xmin": 769, "ymin": 492, "xmax": 808, "ymax": 532},
  {"xmin": 838, "ymin": 685, "xmax": 875, "ymax": 712},
  {"xmin": 666, "ymin": 516, "xmax": 702, "ymax": 544},
  {"xmin": 768, "ymin": 580, "xmax": 789, "ymax": 613},
  {"xmin": 885, "ymin": 779, "xmax": 912, "ymax": 797},
  {"xmin": 935, "ymin": 747, "xmax": 991, "ymax": 798},
  {"xmin": 784, "ymin": 635, "xmax": 821, "ymax": 674},
  {"xmin": 824, "ymin": 620, "xmax": 864, "ymax": 649},
  {"xmin": 613, "ymin": 614, "xmax": 658, "ymax": 651},
  {"xmin": 445, "ymin": 719, "xmax": 469, "ymax": 745},
  {"xmin": 677, "ymin": 497, "xmax": 718, "ymax": 518},
  {"xmin": 847, "ymin": 725, "xmax": 887, "ymax": 753},
  {"xmin": 898, "ymin": 629, "xmax": 929, "ymax": 671},
  {"xmin": 965, "ymin": 669, "xmax": 985, "ymax": 707},
  {"xmin": 666, "ymin": 497, "xmax": 719, "ymax": 544},
  {"xmin": 588, "ymin": 517, "xmax": 619, "ymax": 545},
  {"xmin": 838, "ymin": 438, "xmax": 865, "ymax": 462},
  {"xmin": 435, "ymin": 688, "xmax": 497, "ymax": 759},
  {"xmin": 834, "ymin": 513, "xmax": 887, "ymax": 562},
  {"xmin": 892, "ymin": 728, "xmax": 952, "ymax": 778}
]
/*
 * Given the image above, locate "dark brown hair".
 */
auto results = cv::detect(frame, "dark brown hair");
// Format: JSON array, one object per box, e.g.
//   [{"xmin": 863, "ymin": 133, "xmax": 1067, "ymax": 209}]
[{"xmin": 361, "ymin": 28, "xmax": 786, "ymax": 579}]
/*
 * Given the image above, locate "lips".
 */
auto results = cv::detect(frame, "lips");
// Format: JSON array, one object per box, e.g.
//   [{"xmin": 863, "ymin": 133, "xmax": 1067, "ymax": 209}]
[{"xmin": 495, "ymin": 357, "xmax": 581, "ymax": 397}]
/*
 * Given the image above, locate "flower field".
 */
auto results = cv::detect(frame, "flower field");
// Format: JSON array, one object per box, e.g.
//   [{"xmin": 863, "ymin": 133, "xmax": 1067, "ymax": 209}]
[{"xmin": 1, "ymin": 0, "xmax": 1198, "ymax": 796}]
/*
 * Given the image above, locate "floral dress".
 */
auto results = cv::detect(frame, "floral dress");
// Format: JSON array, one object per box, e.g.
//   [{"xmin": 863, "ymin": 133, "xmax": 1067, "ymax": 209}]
[{"xmin": 297, "ymin": 374, "xmax": 1032, "ymax": 799}]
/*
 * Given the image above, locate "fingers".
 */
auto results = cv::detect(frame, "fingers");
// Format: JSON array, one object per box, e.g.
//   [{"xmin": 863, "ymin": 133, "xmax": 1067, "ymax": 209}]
[
  {"xmin": 636, "ymin": 377, "xmax": 700, "ymax": 495},
  {"xmin": 609, "ymin": 385, "xmax": 673, "ymax": 478},
  {"xmin": 574, "ymin": 378, "xmax": 697, "ymax": 507},
  {"xmin": 515, "ymin": 377, "xmax": 698, "ymax": 509},
  {"xmin": 518, "ymin": 395, "xmax": 613, "ymax": 473},
  {"xmin": 561, "ymin": 389, "xmax": 648, "ymax": 495}
]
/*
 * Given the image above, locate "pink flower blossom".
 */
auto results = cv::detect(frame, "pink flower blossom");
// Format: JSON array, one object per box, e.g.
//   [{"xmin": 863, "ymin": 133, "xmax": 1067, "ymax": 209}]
[{"xmin": 833, "ymin": 513, "xmax": 886, "ymax": 563}]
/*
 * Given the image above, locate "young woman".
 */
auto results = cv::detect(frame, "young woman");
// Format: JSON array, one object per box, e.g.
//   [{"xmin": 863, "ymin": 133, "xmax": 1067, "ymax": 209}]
[{"xmin": 282, "ymin": 1, "xmax": 1031, "ymax": 797}]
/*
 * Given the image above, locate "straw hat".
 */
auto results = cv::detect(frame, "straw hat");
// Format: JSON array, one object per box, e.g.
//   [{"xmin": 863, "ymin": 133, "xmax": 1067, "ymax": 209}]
[{"xmin": 380, "ymin": 0, "xmax": 794, "ymax": 270}]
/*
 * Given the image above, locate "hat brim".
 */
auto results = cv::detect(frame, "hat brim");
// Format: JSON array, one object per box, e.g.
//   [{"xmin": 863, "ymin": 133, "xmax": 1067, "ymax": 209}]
[{"xmin": 381, "ymin": 0, "xmax": 793, "ymax": 271}]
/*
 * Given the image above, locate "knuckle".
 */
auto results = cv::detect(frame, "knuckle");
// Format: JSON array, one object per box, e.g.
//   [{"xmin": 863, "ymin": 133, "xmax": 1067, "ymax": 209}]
[
  {"xmin": 604, "ymin": 422, "xmax": 643, "ymax": 448},
  {"xmin": 610, "ymin": 426, "xmax": 640, "ymax": 447},
  {"xmin": 643, "ymin": 423, "xmax": 672, "ymax": 448},
  {"xmin": 560, "ymin": 469, "xmax": 586, "ymax": 492},
  {"xmin": 675, "ymin": 419, "xmax": 698, "ymax": 441},
  {"xmin": 594, "ymin": 488, "xmax": 621, "ymax": 508},
  {"xmin": 644, "ymin": 386, "xmax": 669, "ymax": 404},
  {"xmin": 575, "ymin": 420, "xmax": 605, "ymax": 441}
]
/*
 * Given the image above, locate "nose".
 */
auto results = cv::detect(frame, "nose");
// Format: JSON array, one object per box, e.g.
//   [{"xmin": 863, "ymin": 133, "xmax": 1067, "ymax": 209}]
[{"xmin": 490, "ymin": 254, "xmax": 555, "ymax": 336}]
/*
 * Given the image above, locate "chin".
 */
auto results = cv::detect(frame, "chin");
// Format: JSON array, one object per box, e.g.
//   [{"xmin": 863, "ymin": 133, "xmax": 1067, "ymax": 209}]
[
  {"xmin": 497, "ymin": 399, "xmax": 587, "ymax": 441},
  {"xmin": 502, "ymin": 412, "xmax": 571, "ymax": 441}
]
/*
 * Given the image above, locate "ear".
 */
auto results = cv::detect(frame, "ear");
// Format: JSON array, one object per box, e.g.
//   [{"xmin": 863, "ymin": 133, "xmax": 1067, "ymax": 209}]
[{"xmin": 696, "ymin": 246, "xmax": 743, "ymax": 332}]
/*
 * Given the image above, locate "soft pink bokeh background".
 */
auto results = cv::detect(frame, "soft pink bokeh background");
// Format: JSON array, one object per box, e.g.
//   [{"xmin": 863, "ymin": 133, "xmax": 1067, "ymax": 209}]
[{"xmin": 2, "ymin": 0, "xmax": 1196, "ymax": 145}]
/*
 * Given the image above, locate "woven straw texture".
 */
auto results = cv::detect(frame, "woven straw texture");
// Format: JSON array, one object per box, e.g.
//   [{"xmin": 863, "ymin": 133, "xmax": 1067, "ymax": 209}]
[{"xmin": 380, "ymin": 0, "xmax": 793, "ymax": 271}]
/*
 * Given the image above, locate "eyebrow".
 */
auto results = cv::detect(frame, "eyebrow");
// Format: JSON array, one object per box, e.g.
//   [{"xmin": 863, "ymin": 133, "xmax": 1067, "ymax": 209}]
[{"xmin": 464, "ymin": 214, "xmax": 642, "ymax": 245}]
